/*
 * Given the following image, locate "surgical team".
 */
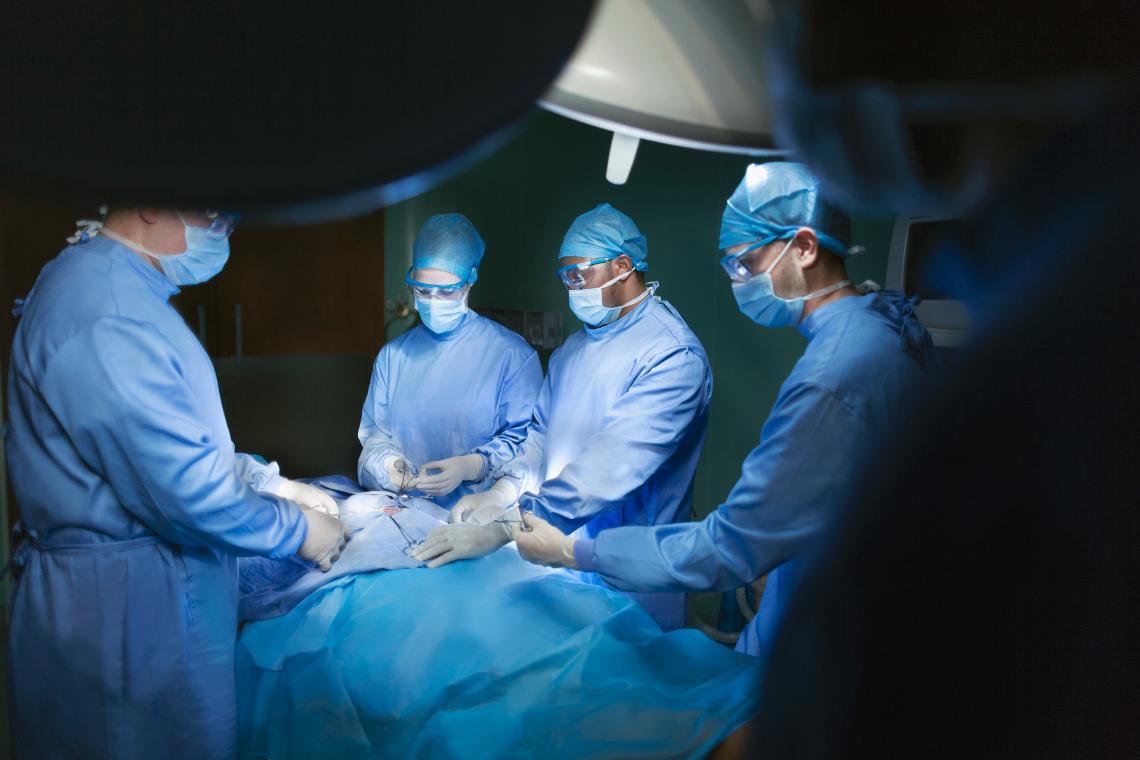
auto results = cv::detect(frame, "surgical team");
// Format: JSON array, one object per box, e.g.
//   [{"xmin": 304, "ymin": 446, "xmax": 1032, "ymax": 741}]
[{"xmin": 6, "ymin": 161, "xmax": 934, "ymax": 755}]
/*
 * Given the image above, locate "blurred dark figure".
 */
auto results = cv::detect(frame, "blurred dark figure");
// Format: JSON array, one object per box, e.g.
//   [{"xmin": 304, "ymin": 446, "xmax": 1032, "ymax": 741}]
[{"xmin": 750, "ymin": 2, "xmax": 1140, "ymax": 757}]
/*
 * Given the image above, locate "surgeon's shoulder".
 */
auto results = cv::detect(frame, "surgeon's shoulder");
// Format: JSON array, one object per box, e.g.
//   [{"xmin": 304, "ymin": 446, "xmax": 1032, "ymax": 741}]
[
  {"xmin": 643, "ymin": 298, "xmax": 711, "ymax": 363},
  {"xmin": 799, "ymin": 301, "xmax": 921, "ymax": 392},
  {"xmin": 11, "ymin": 243, "xmax": 121, "ymax": 364},
  {"xmin": 40, "ymin": 313, "xmax": 177, "ymax": 385}
]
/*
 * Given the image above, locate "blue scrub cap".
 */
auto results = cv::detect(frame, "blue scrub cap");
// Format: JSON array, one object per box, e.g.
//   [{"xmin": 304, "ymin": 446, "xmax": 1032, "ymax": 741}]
[
  {"xmin": 719, "ymin": 162, "xmax": 855, "ymax": 257},
  {"xmin": 559, "ymin": 203, "xmax": 648, "ymax": 270},
  {"xmin": 412, "ymin": 213, "xmax": 485, "ymax": 284}
]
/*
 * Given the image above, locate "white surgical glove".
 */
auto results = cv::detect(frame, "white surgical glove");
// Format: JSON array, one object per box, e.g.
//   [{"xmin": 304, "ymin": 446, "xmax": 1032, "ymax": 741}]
[
  {"xmin": 514, "ymin": 512, "xmax": 577, "ymax": 569},
  {"xmin": 274, "ymin": 479, "xmax": 339, "ymax": 517},
  {"xmin": 412, "ymin": 453, "xmax": 484, "ymax": 497},
  {"xmin": 411, "ymin": 517, "xmax": 514, "ymax": 568},
  {"xmin": 449, "ymin": 478, "xmax": 520, "ymax": 524},
  {"xmin": 298, "ymin": 509, "xmax": 351, "ymax": 572},
  {"xmin": 384, "ymin": 456, "xmax": 417, "ymax": 490}
]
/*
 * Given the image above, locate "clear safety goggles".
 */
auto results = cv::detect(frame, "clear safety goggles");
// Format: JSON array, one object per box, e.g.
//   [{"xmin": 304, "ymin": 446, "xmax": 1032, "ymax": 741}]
[
  {"xmin": 719, "ymin": 238, "xmax": 777, "ymax": 283},
  {"xmin": 405, "ymin": 269, "xmax": 470, "ymax": 301},
  {"xmin": 555, "ymin": 255, "xmax": 619, "ymax": 290},
  {"xmin": 181, "ymin": 209, "xmax": 240, "ymax": 240}
]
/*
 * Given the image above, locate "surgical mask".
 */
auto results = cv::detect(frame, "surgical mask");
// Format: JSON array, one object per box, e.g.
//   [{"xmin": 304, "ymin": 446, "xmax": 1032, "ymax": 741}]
[
  {"xmin": 730, "ymin": 238, "xmax": 850, "ymax": 328},
  {"xmin": 567, "ymin": 269, "xmax": 648, "ymax": 327},
  {"xmin": 416, "ymin": 294, "xmax": 468, "ymax": 334},
  {"xmin": 157, "ymin": 213, "xmax": 232, "ymax": 285},
  {"xmin": 97, "ymin": 212, "xmax": 232, "ymax": 285}
]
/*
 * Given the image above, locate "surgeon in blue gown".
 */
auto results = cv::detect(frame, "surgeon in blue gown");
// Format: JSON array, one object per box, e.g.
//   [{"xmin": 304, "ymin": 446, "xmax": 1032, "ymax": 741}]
[
  {"xmin": 5, "ymin": 208, "xmax": 349, "ymax": 758},
  {"xmin": 515, "ymin": 164, "xmax": 936, "ymax": 654},
  {"xmin": 418, "ymin": 204, "xmax": 713, "ymax": 631},
  {"xmin": 357, "ymin": 213, "xmax": 542, "ymax": 511}
]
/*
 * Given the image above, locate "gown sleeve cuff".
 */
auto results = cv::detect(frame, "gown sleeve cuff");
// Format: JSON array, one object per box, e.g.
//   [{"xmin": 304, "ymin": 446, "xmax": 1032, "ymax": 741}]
[
  {"xmin": 573, "ymin": 539, "xmax": 597, "ymax": 572},
  {"xmin": 262, "ymin": 474, "xmax": 287, "ymax": 495}
]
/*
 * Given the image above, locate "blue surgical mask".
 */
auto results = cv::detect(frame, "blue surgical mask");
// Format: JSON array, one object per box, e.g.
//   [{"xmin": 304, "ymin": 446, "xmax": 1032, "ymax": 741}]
[
  {"xmin": 730, "ymin": 238, "xmax": 850, "ymax": 328},
  {"xmin": 155, "ymin": 213, "xmax": 231, "ymax": 285},
  {"xmin": 567, "ymin": 269, "xmax": 648, "ymax": 327},
  {"xmin": 97, "ymin": 213, "xmax": 232, "ymax": 286},
  {"xmin": 416, "ymin": 294, "xmax": 468, "ymax": 334}
]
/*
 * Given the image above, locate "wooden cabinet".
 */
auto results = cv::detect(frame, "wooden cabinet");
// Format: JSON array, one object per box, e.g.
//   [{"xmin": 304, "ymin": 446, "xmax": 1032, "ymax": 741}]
[{"xmin": 172, "ymin": 211, "xmax": 385, "ymax": 357}]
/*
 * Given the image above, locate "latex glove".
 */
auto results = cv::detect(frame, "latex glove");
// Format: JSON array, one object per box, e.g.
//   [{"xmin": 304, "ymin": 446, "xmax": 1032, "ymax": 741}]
[
  {"xmin": 298, "ymin": 509, "xmax": 350, "ymax": 572},
  {"xmin": 449, "ymin": 478, "xmax": 519, "ymax": 524},
  {"xmin": 274, "ymin": 478, "xmax": 339, "ymax": 517},
  {"xmin": 411, "ymin": 519, "xmax": 513, "ymax": 568},
  {"xmin": 384, "ymin": 456, "xmax": 417, "ymax": 491},
  {"xmin": 514, "ymin": 512, "xmax": 577, "ymax": 569},
  {"xmin": 412, "ymin": 453, "xmax": 484, "ymax": 497}
]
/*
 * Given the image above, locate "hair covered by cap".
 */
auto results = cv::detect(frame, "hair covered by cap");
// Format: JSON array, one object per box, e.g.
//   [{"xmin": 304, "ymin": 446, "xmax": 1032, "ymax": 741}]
[
  {"xmin": 412, "ymin": 213, "xmax": 486, "ymax": 284},
  {"xmin": 559, "ymin": 203, "xmax": 648, "ymax": 269},
  {"xmin": 719, "ymin": 162, "xmax": 854, "ymax": 256}
]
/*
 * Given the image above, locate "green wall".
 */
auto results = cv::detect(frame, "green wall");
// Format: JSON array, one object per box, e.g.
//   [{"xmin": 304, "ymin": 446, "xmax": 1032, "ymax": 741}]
[{"xmin": 385, "ymin": 111, "xmax": 894, "ymax": 518}]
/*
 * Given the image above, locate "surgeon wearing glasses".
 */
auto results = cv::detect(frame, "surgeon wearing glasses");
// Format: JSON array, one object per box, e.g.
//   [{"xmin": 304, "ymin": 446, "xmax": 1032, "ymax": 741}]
[
  {"xmin": 6, "ymin": 207, "xmax": 349, "ymax": 757},
  {"xmin": 416, "ymin": 204, "xmax": 712, "ymax": 631},
  {"xmin": 513, "ymin": 164, "xmax": 937, "ymax": 655},
  {"xmin": 357, "ymin": 213, "xmax": 542, "ymax": 512}
]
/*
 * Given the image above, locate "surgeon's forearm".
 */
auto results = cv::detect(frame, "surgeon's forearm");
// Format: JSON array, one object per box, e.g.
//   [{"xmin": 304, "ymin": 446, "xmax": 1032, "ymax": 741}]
[
  {"xmin": 588, "ymin": 518, "xmax": 760, "ymax": 594},
  {"xmin": 519, "ymin": 483, "xmax": 620, "ymax": 534},
  {"xmin": 234, "ymin": 452, "xmax": 284, "ymax": 493},
  {"xmin": 572, "ymin": 539, "xmax": 597, "ymax": 572}
]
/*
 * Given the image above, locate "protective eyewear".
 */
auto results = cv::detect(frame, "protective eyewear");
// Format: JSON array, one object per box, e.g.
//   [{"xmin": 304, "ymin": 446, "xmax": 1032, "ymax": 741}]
[
  {"xmin": 405, "ymin": 269, "xmax": 470, "ymax": 300},
  {"xmin": 555, "ymin": 255, "xmax": 617, "ymax": 290},
  {"xmin": 186, "ymin": 210, "xmax": 239, "ymax": 240},
  {"xmin": 719, "ymin": 239, "xmax": 775, "ymax": 283}
]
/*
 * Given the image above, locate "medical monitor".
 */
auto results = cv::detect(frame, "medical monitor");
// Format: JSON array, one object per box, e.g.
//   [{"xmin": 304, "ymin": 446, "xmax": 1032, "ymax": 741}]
[{"xmin": 885, "ymin": 217, "xmax": 972, "ymax": 348}]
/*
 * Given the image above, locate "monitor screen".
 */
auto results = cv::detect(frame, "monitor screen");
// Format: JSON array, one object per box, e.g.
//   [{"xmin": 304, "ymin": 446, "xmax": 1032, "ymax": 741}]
[
  {"xmin": 902, "ymin": 219, "xmax": 969, "ymax": 300},
  {"xmin": 886, "ymin": 216, "xmax": 973, "ymax": 348}
]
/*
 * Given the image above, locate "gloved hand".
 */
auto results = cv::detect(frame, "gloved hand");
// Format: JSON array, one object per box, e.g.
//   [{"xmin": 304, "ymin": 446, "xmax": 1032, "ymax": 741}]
[
  {"xmin": 449, "ymin": 478, "xmax": 520, "ymax": 524},
  {"xmin": 413, "ymin": 453, "xmax": 484, "ymax": 497},
  {"xmin": 274, "ymin": 478, "xmax": 339, "ymax": 517},
  {"xmin": 411, "ymin": 519, "xmax": 513, "ymax": 568},
  {"xmin": 514, "ymin": 512, "xmax": 577, "ymax": 569},
  {"xmin": 384, "ymin": 456, "xmax": 417, "ymax": 491},
  {"xmin": 298, "ymin": 509, "xmax": 350, "ymax": 572}
]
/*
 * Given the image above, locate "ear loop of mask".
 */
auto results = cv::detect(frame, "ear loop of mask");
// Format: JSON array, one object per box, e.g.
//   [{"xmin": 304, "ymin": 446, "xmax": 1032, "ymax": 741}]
[
  {"xmin": 602, "ymin": 263, "xmax": 652, "ymax": 311},
  {"xmin": 763, "ymin": 236, "xmax": 851, "ymax": 303}
]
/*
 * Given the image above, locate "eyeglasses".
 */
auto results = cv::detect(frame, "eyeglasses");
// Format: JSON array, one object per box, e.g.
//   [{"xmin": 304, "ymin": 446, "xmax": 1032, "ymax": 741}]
[
  {"xmin": 719, "ymin": 239, "xmax": 773, "ymax": 283},
  {"xmin": 204, "ymin": 210, "xmax": 239, "ymax": 239},
  {"xmin": 405, "ymin": 269, "xmax": 470, "ymax": 300},
  {"xmin": 177, "ymin": 209, "xmax": 239, "ymax": 239},
  {"xmin": 556, "ymin": 255, "xmax": 617, "ymax": 290}
]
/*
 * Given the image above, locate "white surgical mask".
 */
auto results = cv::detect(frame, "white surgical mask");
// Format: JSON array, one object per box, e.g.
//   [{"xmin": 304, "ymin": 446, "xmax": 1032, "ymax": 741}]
[
  {"xmin": 731, "ymin": 238, "xmax": 850, "ymax": 328},
  {"xmin": 416, "ymin": 294, "xmax": 469, "ymax": 334},
  {"xmin": 567, "ymin": 269, "xmax": 648, "ymax": 326}
]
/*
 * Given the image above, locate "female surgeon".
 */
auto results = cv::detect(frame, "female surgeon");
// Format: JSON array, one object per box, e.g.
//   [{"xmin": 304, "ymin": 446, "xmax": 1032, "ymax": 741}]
[{"xmin": 357, "ymin": 213, "xmax": 543, "ymax": 511}]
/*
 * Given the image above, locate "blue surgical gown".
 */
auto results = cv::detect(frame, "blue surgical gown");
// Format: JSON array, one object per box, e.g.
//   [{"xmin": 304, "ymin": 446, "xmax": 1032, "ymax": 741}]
[
  {"xmin": 357, "ymin": 312, "xmax": 542, "ymax": 510},
  {"xmin": 503, "ymin": 295, "xmax": 713, "ymax": 630},
  {"xmin": 576, "ymin": 291, "xmax": 933, "ymax": 653},
  {"xmin": 5, "ymin": 235, "xmax": 308, "ymax": 758}
]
